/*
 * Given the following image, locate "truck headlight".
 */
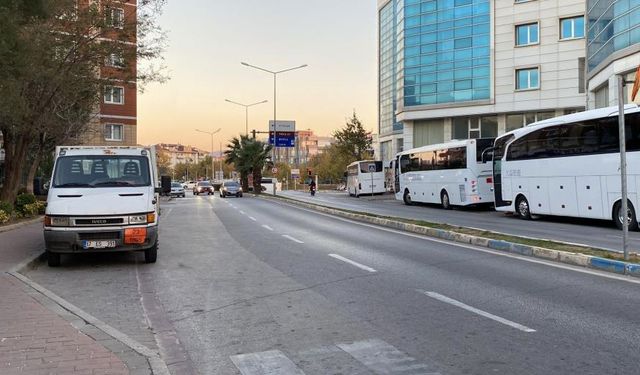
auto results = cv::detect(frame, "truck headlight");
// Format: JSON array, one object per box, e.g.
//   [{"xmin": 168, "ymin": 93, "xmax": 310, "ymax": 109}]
[
  {"xmin": 129, "ymin": 215, "xmax": 147, "ymax": 224},
  {"xmin": 45, "ymin": 216, "xmax": 70, "ymax": 227}
]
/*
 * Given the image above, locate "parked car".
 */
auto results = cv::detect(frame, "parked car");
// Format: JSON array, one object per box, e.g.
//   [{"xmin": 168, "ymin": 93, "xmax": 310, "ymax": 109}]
[
  {"xmin": 183, "ymin": 181, "xmax": 196, "ymax": 190},
  {"xmin": 170, "ymin": 182, "xmax": 185, "ymax": 198},
  {"xmin": 221, "ymin": 181, "xmax": 243, "ymax": 198},
  {"xmin": 193, "ymin": 181, "xmax": 213, "ymax": 195}
]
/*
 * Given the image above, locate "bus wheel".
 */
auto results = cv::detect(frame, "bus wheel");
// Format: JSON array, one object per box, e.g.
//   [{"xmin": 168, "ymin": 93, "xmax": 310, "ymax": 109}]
[
  {"xmin": 441, "ymin": 191, "xmax": 451, "ymax": 210},
  {"xmin": 613, "ymin": 200, "xmax": 639, "ymax": 231},
  {"xmin": 516, "ymin": 195, "xmax": 531, "ymax": 220},
  {"xmin": 403, "ymin": 190, "xmax": 413, "ymax": 206}
]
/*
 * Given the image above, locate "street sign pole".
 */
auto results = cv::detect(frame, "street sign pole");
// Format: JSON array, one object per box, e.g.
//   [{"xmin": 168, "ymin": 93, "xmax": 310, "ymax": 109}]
[{"xmin": 617, "ymin": 75, "xmax": 629, "ymax": 260}]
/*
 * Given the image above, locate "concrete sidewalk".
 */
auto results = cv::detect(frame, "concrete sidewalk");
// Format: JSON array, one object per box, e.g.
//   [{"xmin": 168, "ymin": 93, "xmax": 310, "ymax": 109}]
[{"xmin": 0, "ymin": 222, "xmax": 134, "ymax": 375}]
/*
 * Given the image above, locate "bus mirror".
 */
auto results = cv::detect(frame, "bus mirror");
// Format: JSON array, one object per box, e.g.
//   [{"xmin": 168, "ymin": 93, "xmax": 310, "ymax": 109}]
[{"xmin": 481, "ymin": 147, "xmax": 494, "ymax": 163}]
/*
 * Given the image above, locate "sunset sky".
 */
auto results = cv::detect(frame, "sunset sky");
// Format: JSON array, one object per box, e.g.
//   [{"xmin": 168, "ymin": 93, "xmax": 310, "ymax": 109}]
[{"xmin": 138, "ymin": 0, "xmax": 378, "ymax": 152}]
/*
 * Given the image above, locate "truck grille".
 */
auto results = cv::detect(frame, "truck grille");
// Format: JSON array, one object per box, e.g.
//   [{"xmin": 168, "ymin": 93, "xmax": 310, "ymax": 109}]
[{"xmin": 74, "ymin": 218, "xmax": 124, "ymax": 226}]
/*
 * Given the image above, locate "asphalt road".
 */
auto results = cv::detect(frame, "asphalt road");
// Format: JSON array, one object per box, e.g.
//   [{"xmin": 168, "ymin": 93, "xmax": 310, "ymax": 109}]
[
  {"xmin": 279, "ymin": 190, "xmax": 640, "ymax": 253},
  {"xmin": 26, "ymin": 192, "xmax": 640, "ymax": 374}
]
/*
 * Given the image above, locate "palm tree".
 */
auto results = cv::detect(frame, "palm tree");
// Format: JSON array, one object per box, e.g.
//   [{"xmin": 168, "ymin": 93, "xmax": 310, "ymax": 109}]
[{"xmin": 224, "ymin": 135, "xmax": 273, "ymax": 193}]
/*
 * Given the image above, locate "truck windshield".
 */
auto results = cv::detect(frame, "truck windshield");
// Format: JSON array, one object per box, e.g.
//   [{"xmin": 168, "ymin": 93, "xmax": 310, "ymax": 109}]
[{"xmin": 53, "ymin": 156, "xmax": 151, "ymax": 188}]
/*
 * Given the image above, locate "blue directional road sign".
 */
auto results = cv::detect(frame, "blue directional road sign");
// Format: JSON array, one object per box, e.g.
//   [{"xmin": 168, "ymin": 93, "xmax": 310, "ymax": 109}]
[{"xmin": 269, "ymin": 131, "xmax": 295, "ymax": 147}]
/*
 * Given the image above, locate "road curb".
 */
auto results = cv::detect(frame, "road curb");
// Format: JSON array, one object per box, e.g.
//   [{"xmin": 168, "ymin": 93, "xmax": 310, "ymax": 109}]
[
  {"xmin": 0, "ymin": 216, "xmax": 43, "ymax": 233},
  {"xmin": 8, "ymin": 266, "xmax": 171, "ymax": 375},
  {"xmin": 263, "ymin": 195, "xmax": 640, "ymax": 279}
]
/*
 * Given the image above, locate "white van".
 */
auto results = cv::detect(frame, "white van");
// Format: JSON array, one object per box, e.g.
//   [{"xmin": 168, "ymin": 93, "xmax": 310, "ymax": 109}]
[
  {"xmin": 260, "ymin": 177, "xmax": 282, "ymax": 194},
  {"xmin": 44, "ymin": 146, "xmax": 160, "ymax": 267}
]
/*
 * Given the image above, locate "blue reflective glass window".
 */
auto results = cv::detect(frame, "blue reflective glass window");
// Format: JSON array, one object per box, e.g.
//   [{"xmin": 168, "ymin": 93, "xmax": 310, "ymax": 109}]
[
  {"xmin": 473, "ymin": 2, "xmax": 490, "ymax": 16},
  {"xmin": 454, "ymin": 5, "xmax": 473, "ymax": 18},
  {"xmin": 421, "ymin": 32, "xmax": 438, "ymax": 43},
  {"xmin": 406, "ymin": 26, "xmax": 421, "ymax": 36},
  {"xmin": 420, "ymin": 54, "xmax": 437, "ymax": 65},
  {"xmin": 440, "ymin": 40, "xmax": 455, "ymax": 51},
  {"xmin": 420, "ymin": 94, "xmax": 438, "ymax": 105},
  {"xmin": 421, "ymin": 84, "xmax": 437, "ymax": 94},
  {"xmin": 421, "ymin": 1, "xmax": 436, "ymax": 13},
  {"xmin": 473, "ymin": 66, "xmax": 490, "ymax": 77},
  {"xmin": 421, "ymin": 13, "xmax": 437, "ymax": 23},
  {"xmin": 421, "ymin": 43, "xmax": 437, "ymax": 54},
  {"xmin": 438, "ymin": 70, "xmax": 454, "ymax": 81},
  {"xmin": 454, "ymin": 68, "xmax": 472, "ymax": 79},
  {"xmin": 406, "ymin": 35, "xmax": 420, "ymax": 46},
  {"xmin": 405, "ymin": 46, "xmax": 420, "ymax": 57},
  {"xmin": 439, "ymin": 62, "xmax": 454, "ymax": 71},
  {"xmin": 421, "ymin": 23, "xmax": 437, "ymax": 33},
  {"xmin": 406, "ymin": 15, "xmax": 421, "ymax": 27},
  {"xmin": 437, "ymin": 51, "xmax": 454, "ymax": 62},
  {"xmin": 454, "ymin": 37, "xmax": 472, "ymax": 48},
  {"xmin": 454, "ymin": 49, "xmax": 472, "ymax": 60},
  {"xmin": 473, "ymin": 89, "xmax": 490, "ymax": 100},
  {"xmin": 454, "ymin": 90, "xmax": 473, "ymax": 101},
  {"xmin": 454, "ymin": 79, "xmax": 472, "ymax": 90},
  {"xmin": 438, "ymin": 81, "xmax": 453, "ymax": 91},
  {"xmin": 454, "ymin": 0, "xmax": 472, "ymax": 6},
  {"xmin": 455, "ymin": 17, "xmax": 473, "ymax": 27},
  {"xmin": 454, "ymin": 26, "xmax": 473, "ymax": 38},
  {"xmin": 454, "ymin": 59, "xmax": 472, "ymax": 69},
  {"xmin": 438, "ymin": 92, "xmax": 453, "ymax": 103},
  {"xmin": 473, "ymin": 35, "xmax": 489, "ymax": 47},
  {"xmin": 421, "ymin": 73, "xmax": 437, "ymax": 83},
  {"xmin": 472, "ymin": 46, "xmax": 489, "ymax": 58},
  {"xmin": 406, "ymin": 56, "xmax": 420, "ymax": 67},
  {"xmin": 405, "ymin": 4, "xmax": 420, "ymax": 16},
  {"xmin": 474, "ymin": 77, "xmax": 490, "ymax": 88}
]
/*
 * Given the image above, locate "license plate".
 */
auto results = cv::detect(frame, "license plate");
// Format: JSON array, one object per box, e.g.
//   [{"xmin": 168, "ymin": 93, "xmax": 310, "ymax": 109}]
[{"xmin": 82, "ymin": 240, "xmax": 117, "ymax": 249}]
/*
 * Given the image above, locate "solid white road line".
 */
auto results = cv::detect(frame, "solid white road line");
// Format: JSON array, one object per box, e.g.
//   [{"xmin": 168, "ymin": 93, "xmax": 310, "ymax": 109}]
[
  {"xmin": 419, "ymin": 290, "xmax": 536, "ymax": 333},
  {"xmin": 262, "ymin": 225, "xmax": 274, "ymax": 231},
  {"xmin": 328, "ymin": 254, "xmax": 377, "ymax": 273},
  {"xmin": 282, "ymin": 235, "xmax": 304, "ymax": 244},
  {"xmin": 267, "ymin": 200, "xmax": 640, "ymax": 285},
  {"xmin": 230, "ymin": 350, "xmax": 305, "ymax": 375},
  {"xmin": 337, "ymin": 338, "xmax": 440, "ymax": 375},
  {"xmin": 249, "ymin": 216, "xmax": 257, "ymax": 221},
  {"xmin": 240, "ymin": 210, "xmax": 246, "ymax": 215}
]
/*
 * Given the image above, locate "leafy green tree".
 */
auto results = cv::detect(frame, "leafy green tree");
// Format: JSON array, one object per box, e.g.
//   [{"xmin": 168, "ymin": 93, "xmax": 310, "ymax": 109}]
[
  {"xmin": 333, "ymin": 111, "xmax": 373, "ymax": 161},
  {"xmin": 310, "ymin": 143, "xmax": 352, "ymax": 184},
  {"xmin": 224, "ymin": 136, "xmax": 273, "ymax": 193},
  {"xmin": 0, "ymin": 0, "xmax": 167, "ymax": 202}
]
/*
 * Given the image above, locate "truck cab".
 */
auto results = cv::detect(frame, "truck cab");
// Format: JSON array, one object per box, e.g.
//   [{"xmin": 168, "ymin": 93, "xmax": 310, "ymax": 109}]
[{"xmin": 44, "ymin": 146, "xmax": 160, "ymax": 266}]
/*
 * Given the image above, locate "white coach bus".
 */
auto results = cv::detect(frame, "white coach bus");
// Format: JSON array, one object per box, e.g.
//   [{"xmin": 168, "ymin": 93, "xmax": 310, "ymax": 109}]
[
  {"xmin": 492, "ymin": 105, "xmax": 640, "ymax": 230},
  {"xmin": 346, "ymin": 160, "xmax": 386, "ymax": 197},
  {"xmin": 394, "ymin": 138, "xmax": 495, "ymax": 208}
]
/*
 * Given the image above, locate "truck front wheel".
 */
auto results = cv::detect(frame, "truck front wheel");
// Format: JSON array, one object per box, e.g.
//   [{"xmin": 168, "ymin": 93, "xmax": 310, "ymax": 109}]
[
  {"xmin": 144, "ymin": 242, "xmax": 158, "ymax": 263},
  {"xmin": 47, "ymin": 251, "xmax": 61, "ymax": 267}
]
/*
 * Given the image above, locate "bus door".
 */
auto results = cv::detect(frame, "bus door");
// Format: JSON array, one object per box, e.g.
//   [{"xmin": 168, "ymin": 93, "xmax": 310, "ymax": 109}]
[
  {"xmin": 393, "ymin": 158, "xmax": 400, "ymax": 193},
  {"xmin": 492, "ymin": 135, "xmax": 513, "ymax": 207}
]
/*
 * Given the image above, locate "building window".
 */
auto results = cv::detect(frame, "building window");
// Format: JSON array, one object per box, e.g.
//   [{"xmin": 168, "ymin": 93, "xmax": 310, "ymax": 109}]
[
  {"xmin": 105, "ymin": 53, "xmax": 125, "ymax": 68},
  {"xmin": 104, "ymin": 124, "xmax": 123, "ymax": 141},
  {"xmin": 506, "ymin": 111, "xmax": 556, "ymax": 131},
  {"xmin": 560, "ymin": 16, "xmax": 584, "ymax": 40},
  {"xmin": 516, "ymin": 23, "xmax": 539, "ymax": 46},
  {"xmin": 594, "ymin": 84, "xmax": 609, "ymax": 109},
  {"xmin": 516, "ymin": 68, "xmax": 539, "ymax": 90},
  {"xmin": 452, "ymin": 116, "xmax": 498, "ymax": 140},
  {"xmin": 106, "ymin": 8, "xmax": 124, "ymax": 28},
  {"xmin": 104, "ymin": 86, "xmax": 124, "ymax": 104}
]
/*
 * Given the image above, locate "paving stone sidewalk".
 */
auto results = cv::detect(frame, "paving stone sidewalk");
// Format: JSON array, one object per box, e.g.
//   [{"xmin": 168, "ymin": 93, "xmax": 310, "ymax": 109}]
[{"xmin": 0, "ymin": 222, "xmax": 135, "ymax": 375}]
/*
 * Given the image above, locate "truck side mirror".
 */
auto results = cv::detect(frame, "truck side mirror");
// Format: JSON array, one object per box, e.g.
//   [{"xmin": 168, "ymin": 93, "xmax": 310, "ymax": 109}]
[{"xmin": 160, "ymin": 176, "xmax": 171, "ymax": 195}]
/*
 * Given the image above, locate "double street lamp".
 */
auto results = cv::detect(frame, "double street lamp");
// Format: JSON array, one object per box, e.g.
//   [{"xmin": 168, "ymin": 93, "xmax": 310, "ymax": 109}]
[
  {"xmin": 225, "ymin": 99, "xmax": 268, "ymax": 136},
  {"xmin": 240, "ymin": 61, "xmax": 308, "ymax": 163},
  {"xmin": 195, "ymin": 128, "xmax": 221, "ymax": 181}
]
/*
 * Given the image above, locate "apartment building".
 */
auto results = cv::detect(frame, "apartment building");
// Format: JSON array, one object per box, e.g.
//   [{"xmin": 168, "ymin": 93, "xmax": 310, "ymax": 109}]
[
  {"xmin": 586, "ymin": 0, "xmax": 640, "ymax": 108},
  {"xmin": 155, "ymin": 144, "xmax": 209, "ymax": 169},
  {"xmin": 378, "ymin": 0, "xmax": 587, "ymax": 165},
  {"xmin": 80, "ymin": 0, "xmax": 138, "ymax": 146}
]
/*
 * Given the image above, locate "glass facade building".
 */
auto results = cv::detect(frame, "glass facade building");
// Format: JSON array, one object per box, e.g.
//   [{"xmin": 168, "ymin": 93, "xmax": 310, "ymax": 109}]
[
  {"xmin": 587, "ymin": 0, "xmax": 640, "ymax": 72},
  {"xmin": 379, "ymin": 1, "xmax": 401, "ymax": 136},
  {"xmin": 401, "ymin": 0, "xmax": 491, "ymax": 107}
]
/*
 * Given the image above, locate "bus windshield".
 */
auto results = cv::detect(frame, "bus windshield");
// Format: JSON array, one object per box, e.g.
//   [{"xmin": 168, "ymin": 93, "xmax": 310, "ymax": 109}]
[{"xmin": 53, "ymin": 155, "xmax": 151, "ymax": 188}]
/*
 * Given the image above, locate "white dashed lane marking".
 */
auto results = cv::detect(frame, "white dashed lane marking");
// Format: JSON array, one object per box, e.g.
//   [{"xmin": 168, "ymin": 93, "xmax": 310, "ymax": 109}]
[
  {"xmin": 262, "ymin": 225, "xmax": 274, "ymax": 231},
  {"xmin": 249, "ymin": 216, "xmax": 257, "ymax": 221},
  {"xmin": 328, "ymin": 254, "xmax": 377, "ymax": 273},
  {"xmin": 419, "ymin": 290, "xmax": 536, "ymax": 333},
  {"xmin": 282, "ymin": 235, "xmax": 304, "ymax": 244}
]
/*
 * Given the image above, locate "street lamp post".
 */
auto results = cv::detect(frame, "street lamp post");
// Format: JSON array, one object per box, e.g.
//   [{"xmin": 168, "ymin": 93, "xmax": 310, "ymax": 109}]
[
  {"xmin": 225, "ymin": 99, "xmax": 268, "ymax": 136},
  {"xmin": 195, "ymin": 128, "xmax": 221, "ymax": 181},
  {"xmin": 240, "ymin": 62, "xmax": 307, "ymax": 163}
]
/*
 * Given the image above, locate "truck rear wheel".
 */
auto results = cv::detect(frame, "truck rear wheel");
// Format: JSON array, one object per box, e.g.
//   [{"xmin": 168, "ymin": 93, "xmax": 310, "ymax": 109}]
[{"xmin": 144, "ymin": 242, "xmax": 157, "ymax": 263}]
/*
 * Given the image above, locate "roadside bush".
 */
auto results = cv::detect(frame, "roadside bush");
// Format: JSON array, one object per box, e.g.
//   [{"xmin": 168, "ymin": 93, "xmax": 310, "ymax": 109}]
[
  {"xmin": 15, "ymin": 193, "xmax": 37, "ymax": 213},
  {"xmin": 35, "ymin": 201, "xmax": 46, "ymax": 214},
  {"xmin": 0, "ymin": 201, "xmax": 13, "ymax": 214},
  {"xmin": 22, "ymin": 203, "xmax": 40, "ymax": 217},
  {"xmin": 0, "ymin": 210, "xmax": 10, "ymax": 224}
]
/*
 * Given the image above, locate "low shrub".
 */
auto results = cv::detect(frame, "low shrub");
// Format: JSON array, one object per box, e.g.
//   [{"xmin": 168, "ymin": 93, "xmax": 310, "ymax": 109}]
[
  {"xmin": 0, "ymin": 201, "xmax": 13, "ymax": 214},
  {"xmin": 22, "ymin": 203, "xmax": 40, "ymax": 217},
  {"xmin": 0, "ymin": 210, "xmax": 10, "ymax": 224},
  {"xmin": 16, "ymin": 193, "xmax": 37, "ymax": 213}
]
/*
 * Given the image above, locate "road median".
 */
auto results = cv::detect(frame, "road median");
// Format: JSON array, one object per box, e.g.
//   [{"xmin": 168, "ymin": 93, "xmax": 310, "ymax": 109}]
[{"xmin": 261, "ymin": 194, "xmax": 640, "ymax": 278}]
